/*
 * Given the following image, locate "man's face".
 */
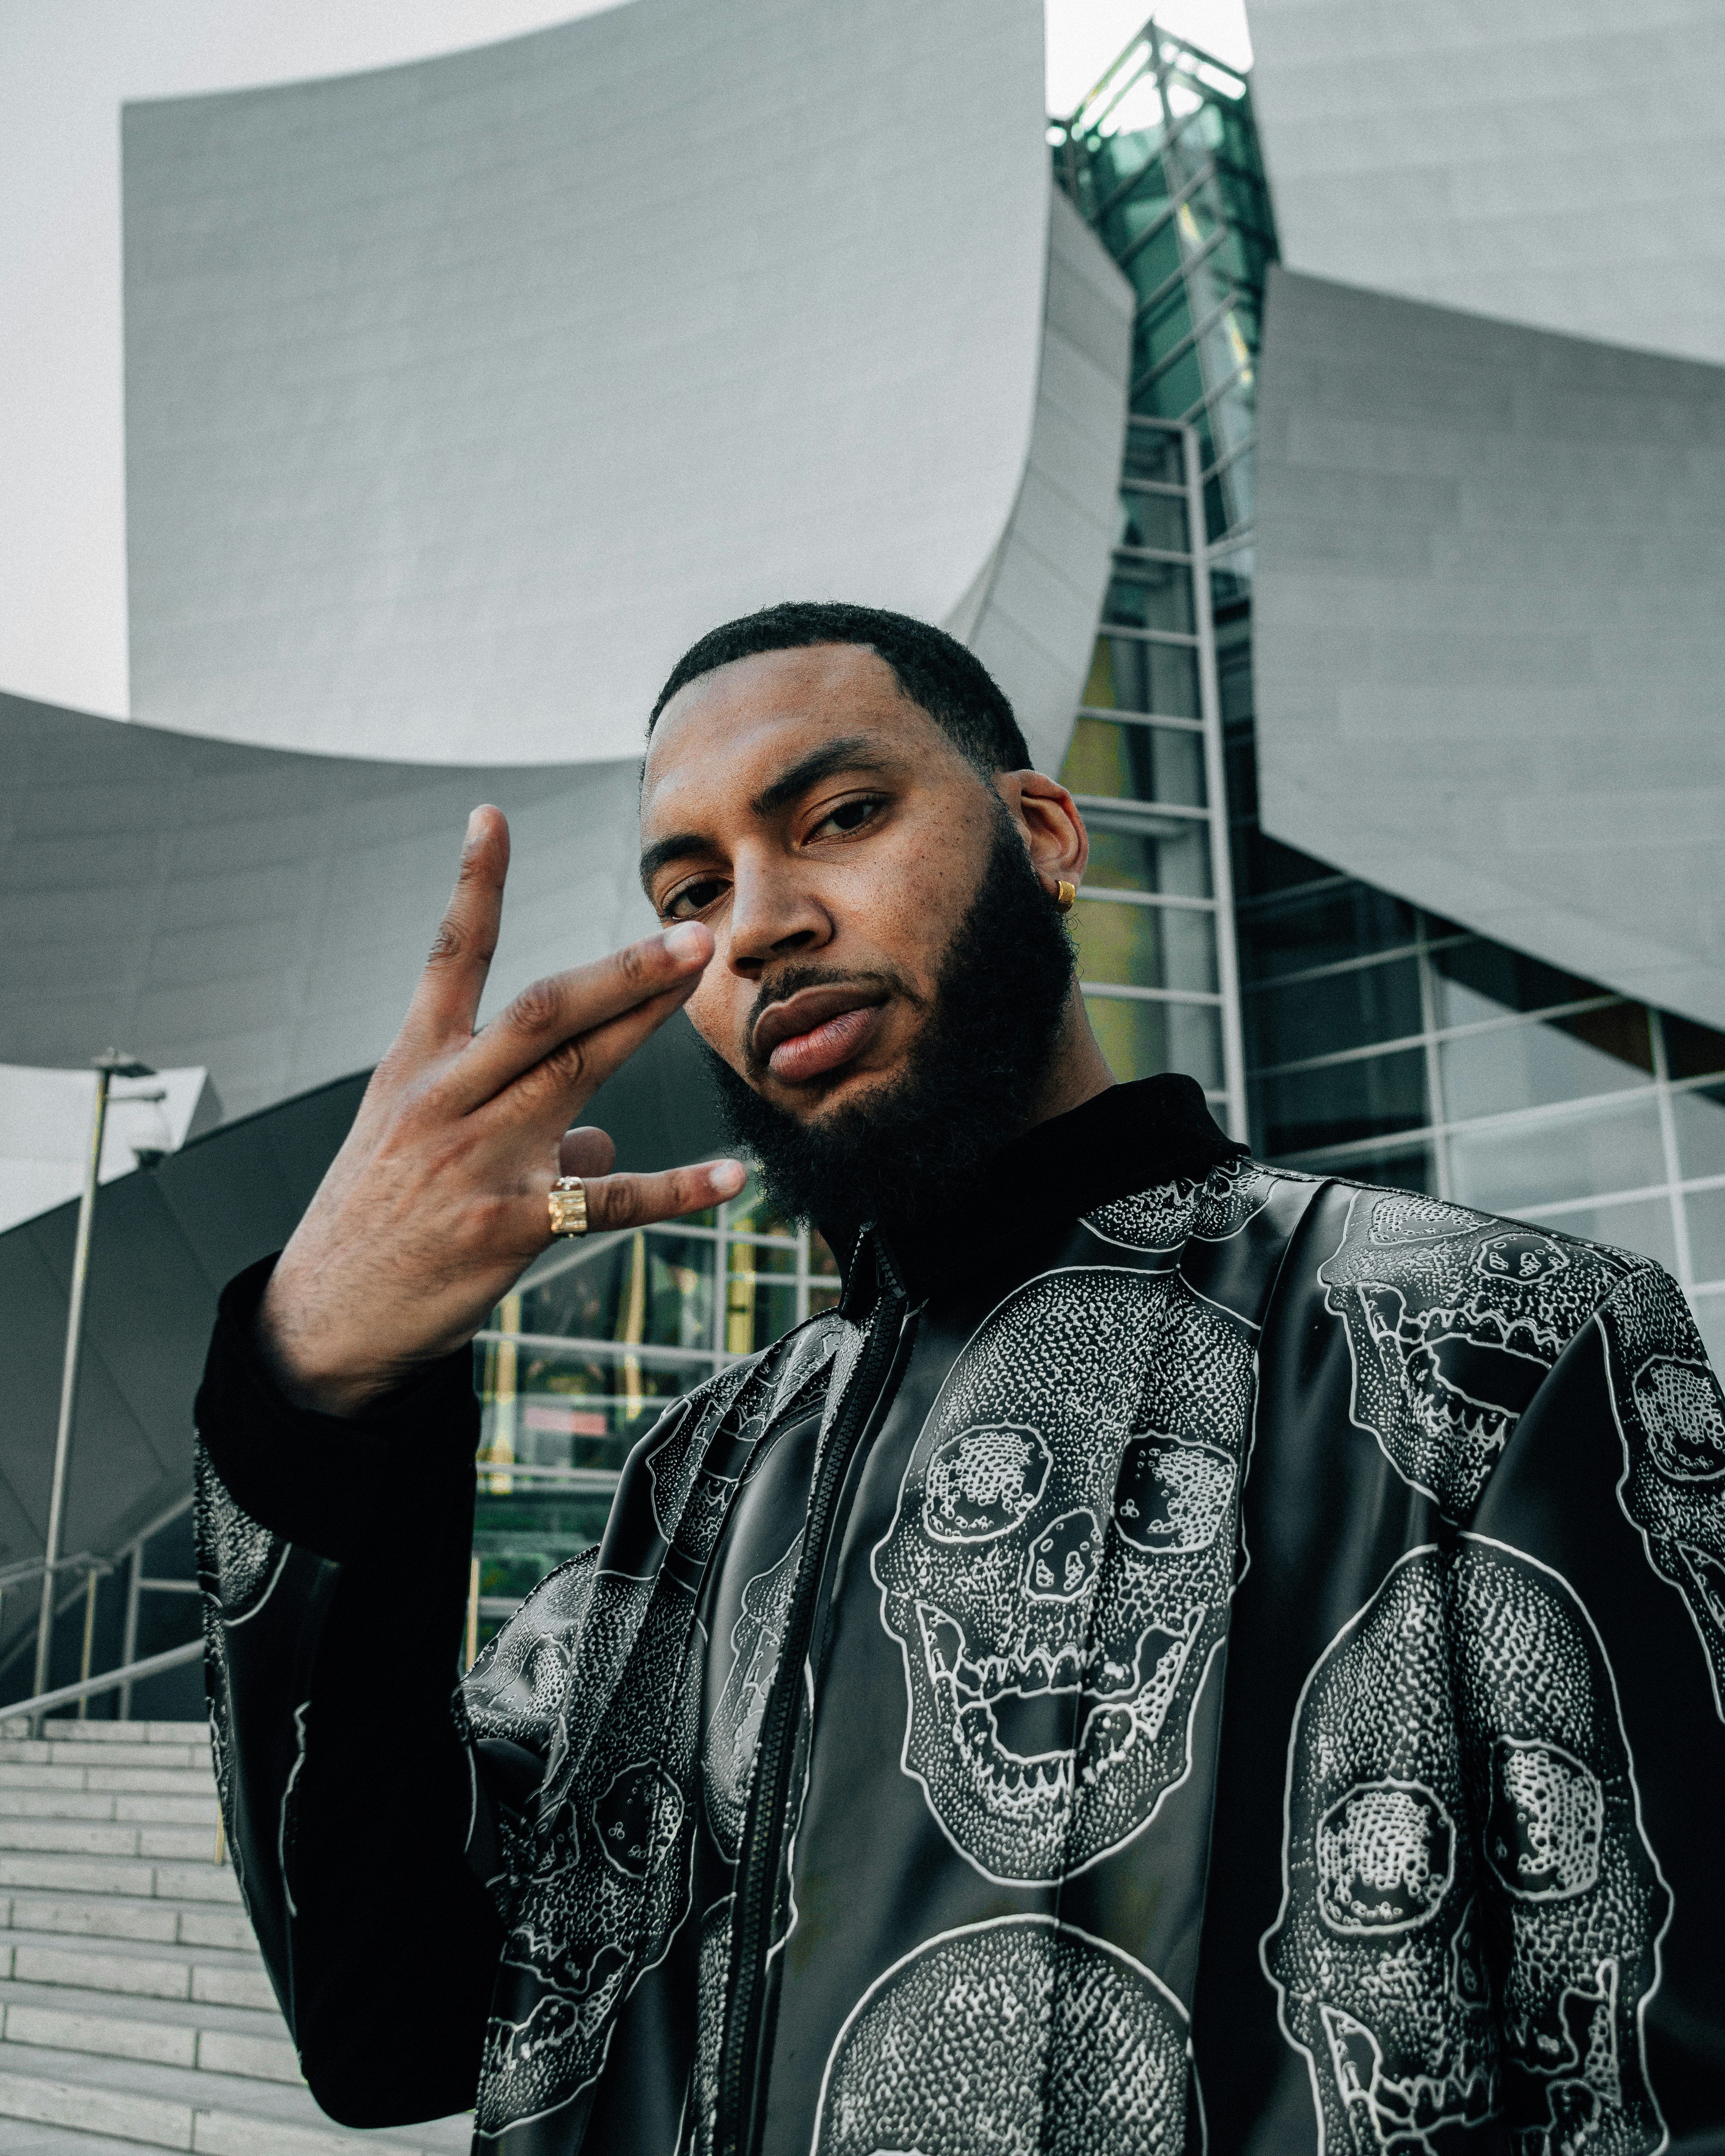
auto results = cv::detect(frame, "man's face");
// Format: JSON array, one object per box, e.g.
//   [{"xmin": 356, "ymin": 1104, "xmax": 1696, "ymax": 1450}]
[{"xmin": 639, "ymin": 644, "xmax": 1020, "ymax": 1124}]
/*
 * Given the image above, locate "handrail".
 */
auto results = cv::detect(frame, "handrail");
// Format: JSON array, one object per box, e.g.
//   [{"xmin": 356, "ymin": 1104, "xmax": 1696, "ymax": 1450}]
[
  {"xmin": 0, "ymin": 1640, "xmax": 204, "ymax": 1728},
  {"xmin": 0, "ymin": 1551, "xmax": 112, "ymax": 1593}
]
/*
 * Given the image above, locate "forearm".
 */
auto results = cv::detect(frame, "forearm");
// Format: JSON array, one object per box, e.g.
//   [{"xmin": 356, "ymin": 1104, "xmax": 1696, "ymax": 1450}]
[{"xmin": 196, "ymin": 1256, "xmax": 506, "ymax": 2126}]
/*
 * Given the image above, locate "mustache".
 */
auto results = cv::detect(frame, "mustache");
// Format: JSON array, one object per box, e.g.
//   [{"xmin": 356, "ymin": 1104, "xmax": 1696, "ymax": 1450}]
[{"xmin": 742, "ymin": 963, "xmax": 924, "ymax": 1082}]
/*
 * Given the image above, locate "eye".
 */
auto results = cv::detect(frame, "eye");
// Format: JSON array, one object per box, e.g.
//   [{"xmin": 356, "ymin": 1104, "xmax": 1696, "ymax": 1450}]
[
  {"xmin": 923, "ymin": 1426, "xmax": 1052, "ymax": 1543},
  {"xmin": 661, "ymin": 875, "xmax": 727, "ymax": 921},
  {"xmin": 809, "ymin": 795, "xmax": 884, "ymax": 841}
]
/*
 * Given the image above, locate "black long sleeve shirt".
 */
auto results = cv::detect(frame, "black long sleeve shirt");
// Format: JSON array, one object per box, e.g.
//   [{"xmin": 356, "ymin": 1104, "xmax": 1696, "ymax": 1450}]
[{"xmin": 193, "ymin": 1075, "xmax": 1725, "ymax": 2154}]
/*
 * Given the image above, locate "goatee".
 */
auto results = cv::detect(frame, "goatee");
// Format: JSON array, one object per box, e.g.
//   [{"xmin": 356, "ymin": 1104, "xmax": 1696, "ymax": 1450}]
[{"xmin": 702, "ymin": 817, "xmax": 1077, "ymax": 1261}]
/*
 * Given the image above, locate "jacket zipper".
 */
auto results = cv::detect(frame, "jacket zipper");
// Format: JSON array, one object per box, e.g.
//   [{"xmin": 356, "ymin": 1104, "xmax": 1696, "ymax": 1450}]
[{"xmin": 714, "ymin": 1281, "xmax": 909, "ymax": 2156}]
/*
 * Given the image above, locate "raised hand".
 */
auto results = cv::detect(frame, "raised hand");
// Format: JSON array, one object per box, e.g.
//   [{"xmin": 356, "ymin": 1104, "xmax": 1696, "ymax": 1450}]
[{"xmin": 256, "ymin": 806, "xmax": 745, "ymax": 1418}]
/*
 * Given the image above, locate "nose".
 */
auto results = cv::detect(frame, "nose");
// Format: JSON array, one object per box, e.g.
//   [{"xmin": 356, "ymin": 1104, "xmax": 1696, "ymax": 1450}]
[
  {"xmin": 725, "ymin": 852, "xmax": 832, "ymax": 981},
  {"xmin": 1022, "ymin": 1509, "xmax": 1101, "ymax": 1602}
]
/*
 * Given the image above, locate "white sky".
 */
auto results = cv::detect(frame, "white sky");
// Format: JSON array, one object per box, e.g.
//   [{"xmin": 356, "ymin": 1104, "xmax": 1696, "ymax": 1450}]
[{"xmin": 0, "ymin": 0, "xmax": 1251, "ymax": 721}]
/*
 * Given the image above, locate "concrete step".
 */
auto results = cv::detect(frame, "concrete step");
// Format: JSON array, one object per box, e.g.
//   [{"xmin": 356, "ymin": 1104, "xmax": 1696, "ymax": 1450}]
[
  {"xmin": 0, "ymin": 2118, "xmax": 168, "ymax": 2155},
  {"xmin": 0, "ymin": 1726, "xmax": 473, "ymax": 2154},
  {"xmin": 0, "ymin": 2045, "xmax": 471, "ymax": 2156},
  {"xmin": 0, "ymin": 1733, "xmax": 206, "ymax": 1753},
  {"xmin": 0, "ymin": 1776, "xmax": 214, "ymax": 1807},
  {"xmin": 0, "ymin": 1866, "xmax": 236, "ymax": 1912},
  {"xmin": 0, "ymin": 1759, "xmax": 208, "ymax": 1784},
  {"xmin": 0, "ymin": 1800, "xmax": 218, "ymax": 1833},
  {"xmin": 0, "ymin": 1980, "xmax": 297, "ymax": 2086},
  {"xmin": 0, "ymin": 1835, "xmax": 214, "ymax": 1870},
  {"xmin": 2, "ymin": 1905, "xmax": 252, "ymax": 1958},
  {"xmin": 0, "ymin": 1941, "xmax": 269, "ymax": 2015}
]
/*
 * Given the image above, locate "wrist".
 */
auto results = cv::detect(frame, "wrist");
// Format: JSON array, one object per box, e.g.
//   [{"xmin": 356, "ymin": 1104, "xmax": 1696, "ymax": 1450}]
[{"xmin": 254, "ymin": 1280, "xmax": 418, "ymax": 1422}]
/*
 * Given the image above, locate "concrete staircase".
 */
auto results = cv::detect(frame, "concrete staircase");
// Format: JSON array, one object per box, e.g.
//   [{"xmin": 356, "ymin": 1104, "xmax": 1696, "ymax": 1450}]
[{"xmin": 0, "ymin": 1722, "xmax": 470, "ymax": 2156}]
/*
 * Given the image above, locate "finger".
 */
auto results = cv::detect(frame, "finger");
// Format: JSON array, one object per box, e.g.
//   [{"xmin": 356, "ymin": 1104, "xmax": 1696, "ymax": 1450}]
[
  {"xmin": 580, "ymin": 1158, "xmax": 748, "ymax": 1234},
  {"xmin": 447, "ymin": 921, "xmax": 713, "ymax": 1115},
  {"xmin": 399, "ymin": 806, "xmax": 511, "ymax": 1050},
  {"xmin": 558, "ymin": 1126, "xmax": 617, "ymax": 1178}
]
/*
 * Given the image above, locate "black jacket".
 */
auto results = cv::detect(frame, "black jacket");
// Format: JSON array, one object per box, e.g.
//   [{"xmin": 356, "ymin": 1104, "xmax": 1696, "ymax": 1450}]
[{"xmin": 193, "ymin": 1075, "xmax": 1725, "ymax": 2154}]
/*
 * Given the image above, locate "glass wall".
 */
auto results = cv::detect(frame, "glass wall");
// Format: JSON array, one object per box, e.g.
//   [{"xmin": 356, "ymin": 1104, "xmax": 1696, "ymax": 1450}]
[
  {"xmin": 1244, "ymin": 883, "xmax": 1725, "ymax": 1364},
  {"xmin": 1051, "ymin": 30, "xmax": 1275, "ymax": 1136},
  {"xmin": 466, "ymin": 1190, "xmax": 838, "ymax": 1648},
  {"xmin": 1062, "ymin": 428, "xmax": 1242, "ymax": 1130},
  {"xmin": 1052, "ymin": 25, "xmax": 1725, "ymax": 1374}
]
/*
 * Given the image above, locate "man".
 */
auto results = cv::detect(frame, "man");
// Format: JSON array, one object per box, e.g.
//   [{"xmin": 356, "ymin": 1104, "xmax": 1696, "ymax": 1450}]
[{"xmin": 196, "ymin": 603, "xmax": 1725, "ymax": 2156}]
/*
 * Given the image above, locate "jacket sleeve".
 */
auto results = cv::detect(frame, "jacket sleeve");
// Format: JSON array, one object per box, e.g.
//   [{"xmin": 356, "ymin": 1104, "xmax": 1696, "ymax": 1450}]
[
  {"xmin": 1470, "ymin": 1258, "xmax": 1725, "ymax": 2148},
  {"xmin": 194, "ymin": 1254, "xmax": 506, "ymax": 2128}
]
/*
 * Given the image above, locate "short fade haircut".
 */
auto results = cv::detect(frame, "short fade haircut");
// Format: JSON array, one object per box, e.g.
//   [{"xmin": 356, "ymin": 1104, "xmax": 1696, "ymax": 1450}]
[{"xmin": 648, "ymin": 601, "xmax": 1032, "ymax": 776}]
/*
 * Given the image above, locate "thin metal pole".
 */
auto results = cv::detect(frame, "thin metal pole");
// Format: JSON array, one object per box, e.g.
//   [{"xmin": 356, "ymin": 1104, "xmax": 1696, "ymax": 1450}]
[
  {"xmin": 76, "ymin": 1568, "xmax": 98, "ymax": 1720},
  {"xmin": 1185, "ymin": 421, "xmax": 1248, "ymax": 1142},
  {"xmin": 119, "ymin": 1541, "xmax": 143, "ymax": 1722},
  {"xmin": 35, "ymin": 1068, "xmax": 111, "ymax": 1706},
  {"xmin": 464, "ymin": 1557, "xmax": 481, "ymax": 1671}
]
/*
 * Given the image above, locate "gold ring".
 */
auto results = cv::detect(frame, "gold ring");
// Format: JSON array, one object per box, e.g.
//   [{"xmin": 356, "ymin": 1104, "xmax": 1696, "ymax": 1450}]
[
  {"xmin": 548, "ymin": 1176, "xmax": 589, "ymax": 1236},
  {"xmin": 1054, "ymin": 879, "xmax": 1077, "ymax": 913}
]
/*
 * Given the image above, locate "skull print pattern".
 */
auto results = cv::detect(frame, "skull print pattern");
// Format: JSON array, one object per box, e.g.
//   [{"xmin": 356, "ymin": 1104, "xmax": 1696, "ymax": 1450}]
[
  {"xmin": 1262, "ymin": 1536, "xmax": 1668, "ymax": 2156},
  {"xmin": 1596, "ymin": 1262, "xmax": 1725, "ymax": 1717},
  {"xmin": 1320, "ymin": 1191, "xmax": 1633, "ymax": 1521},
  {"xmin": 703, "ymin": 1533, "xmax": 804, "ymax": 1859},
  {"xmin": 872, "ymin": 1265, "xmax": 1254, "ymax": 1885},
  {"xmin": 812, "ymin": 1915, "xmax": 1205, "ymax": 2156}
]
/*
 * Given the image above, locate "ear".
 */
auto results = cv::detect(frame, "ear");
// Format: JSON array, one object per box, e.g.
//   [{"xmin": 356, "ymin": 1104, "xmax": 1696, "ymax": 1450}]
[{"xmin": 996, "ymin": 770, "xmax": 1089, "ymax": 893}]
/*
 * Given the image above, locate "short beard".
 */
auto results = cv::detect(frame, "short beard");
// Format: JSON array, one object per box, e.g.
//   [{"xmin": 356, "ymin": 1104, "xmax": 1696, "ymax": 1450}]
[{"xmin": 702, "ymin": 816, "xmax": 1077, "ymax": 1259}]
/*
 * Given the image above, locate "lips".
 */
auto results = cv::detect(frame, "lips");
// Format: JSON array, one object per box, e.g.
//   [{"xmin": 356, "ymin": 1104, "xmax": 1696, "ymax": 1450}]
[{"xmin": 752, "ymin": 984, "xmax": 887, "ymax": 1084}]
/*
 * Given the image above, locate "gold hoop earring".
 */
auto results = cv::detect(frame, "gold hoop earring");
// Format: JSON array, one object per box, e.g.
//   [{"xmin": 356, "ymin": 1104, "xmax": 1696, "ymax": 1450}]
[{"xmin": 1054, "ymin": 879, "xmax": 1077, "ymax": 913}]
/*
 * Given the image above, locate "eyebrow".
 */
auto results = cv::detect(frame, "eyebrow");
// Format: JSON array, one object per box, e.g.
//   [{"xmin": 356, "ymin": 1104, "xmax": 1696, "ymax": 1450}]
[
  {"xmin": 637, "ymin": 734, "xmax": 892, "ymax": 893},
  {"xmin": 749, "ymin": 736, "xmax": 885, "ymax": 817}
]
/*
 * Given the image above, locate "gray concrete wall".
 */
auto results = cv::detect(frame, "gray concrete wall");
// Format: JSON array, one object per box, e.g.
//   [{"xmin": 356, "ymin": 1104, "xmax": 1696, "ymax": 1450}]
[
  {"xmin": 959, "ymin": 185, "xmax": 1133, "ymax": 776},
  {"xmin": 122, "ymin": 0, "xmax": 1062, "ymax": 766},
  {"xmin": 1252, "ymin": 267, "xmax": 1725, "ymax": 1032},
  {"xmin": 0, "ymin": 689, "xmax": 659, "ymax": 1121},
  {"xmin": 1245, "ymin": 0, "xmax": 1725, "ymax": 367}
]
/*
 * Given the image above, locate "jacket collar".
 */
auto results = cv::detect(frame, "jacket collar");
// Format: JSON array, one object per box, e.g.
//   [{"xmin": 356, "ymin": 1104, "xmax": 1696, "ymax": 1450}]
[{"xmin": 828, "ymin": 1073, "xmax": 1246, "ymax": 1317}]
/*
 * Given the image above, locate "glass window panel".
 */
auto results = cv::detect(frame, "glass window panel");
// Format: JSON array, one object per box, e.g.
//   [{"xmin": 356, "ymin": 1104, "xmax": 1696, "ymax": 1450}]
[
  {"xmin": 471, "ymin": 1489, "xmax": 617, "ymax": 1617},
  {"xmin": 1672, "ymin": 1083, "xmax": 1725, "ymax": 1181},
  {"xmin": 1530, "ymin": 1199, "xmax": 1678, "ymax": 1275},
  {"xmin": 1440, "ymin": 1013, "xmax": 1652, "ymax": 1122},
  {"xmin": 1683, "ymin": 1187, "xmax": 1725, "ymax": 1288},
  {"xmin": 1688, "ymin": 1290, "xmax": 1725, "ymax": 1371},
  {"xmin": 517, "ymin": 1234, "xmax": 716, "ymax": 1352},
  {"xmin": 1138, "ymin": 345, "xmax": 1204, "ymax": 418},
  {"xmin": 1102, "ymin": 567, "xmax": 1195, "ymax": 636},
  {"xmin": 1083, "ymin": 811, "xmax": 1212, "ymax": 898},
  {"xmin": 725, "ymin": 1275, "xmax": 799, "ymax": 1359},
  {"xmin": 1447, "ymin": 1100, "xmax": 1666, "ymax": 1214},
  {"xmin": 1091, "ymin": 634, "xmax": 1200, "ymax": 719},
  {"xmin": 1086, "ymin": 991, "xmax": 1222, "ymax": 1092},
  {"xmin": 1061, "ymin": 715, "xmax": 1205, "ymax": 806},
  {"xmin": 1133, "ymin": 285, "xmax": 1192, "ymax": 370},
  {"xmin": 480, "ymin": 1335, "xmax": 710, "ymax": 1453},
  {"xmin": 1250, "ymin": 957, "xmax": 1422, "ymax": 1069},
  {"xmin": 1432, "ymin": 939, "xmax": 1604, "ymax": 1026},
  {"xmin": 1209, "ymin": 548, "xmax": 1252, "ymax": 612},
  {"xmin": 1310, "ymin": 1145, "xmax": 1436, "ymax": 1195},
  {"xmin": 1664, "ymin": 1014, "xmax": 1725, "ymax": 1081},
  {"xmin": 1252, "ymin": 1046, "xmax": 1427, "ymax": 1158},
  {"xmin": 1091, "ymin": 138, "xmax": 1170, "ymax": 221},
  {"xmin": 1072, "ymin": 897, "xmax": 1218, "ymax": 995},
  {"xmin": 1122, "ymin": 426, "xmax": 1183, "ymax": 485},
  {"xmin": 1116, "ymin": 488, "xmax": 1188, "ymax": 553},
  {"xmin": 1241, "ymin": 883, "xmax": 1417, "ymax": 984}
]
